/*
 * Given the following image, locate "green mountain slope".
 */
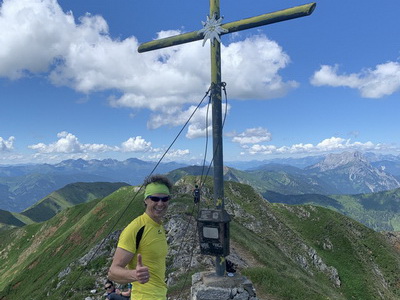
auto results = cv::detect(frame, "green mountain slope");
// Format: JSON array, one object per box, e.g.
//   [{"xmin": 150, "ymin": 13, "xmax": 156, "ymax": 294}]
[
  {"xmin": 330, "ymin": 188, "xmax": 400, "ymax": 231},
  {"xmin": 0, "ymin": 185, "xmax": 141, "ymax": 299},
  {"xmin": 0, "ymin": 178, "xmax": 399, "ymax": 299},
  {"xmin": 20, "ymin": 182, "xmax": 129, "ymax": 223},
  {"xmin": 0, "ymin": 173, "xmax": 112, "ymax": 212},
  {"xmin": 168, "ymin": 165, "xmax": 337, "ymax": 196},
  {"xmin": 264, "ymin": 188, "xmax": 400, "ymax": 231},
  {"xmin": 0, "ymin": 182, "xmax": 129, "ymax": 228},
  {"xmin": 0, "ymin": 209, "xmax": 25, "ymax": 230},
  {"xmin": 245, "ymin": 165, "xmax": 339, "ymax": 195}
]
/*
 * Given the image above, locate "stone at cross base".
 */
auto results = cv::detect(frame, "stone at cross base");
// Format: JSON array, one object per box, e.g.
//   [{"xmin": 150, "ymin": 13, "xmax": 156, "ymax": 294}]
[{"xmin": 191, "ymin": 271, "xmax": 259, "ymax": 300}]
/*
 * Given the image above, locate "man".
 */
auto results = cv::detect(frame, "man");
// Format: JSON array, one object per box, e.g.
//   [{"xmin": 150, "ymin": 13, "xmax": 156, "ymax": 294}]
[
  {"xmin": 104, "ymin": 280, "xmax": 131, "ymax": 299},
  {"xmin": 108, "ymin": 175, "xmax": 173, "ymax": 300}
]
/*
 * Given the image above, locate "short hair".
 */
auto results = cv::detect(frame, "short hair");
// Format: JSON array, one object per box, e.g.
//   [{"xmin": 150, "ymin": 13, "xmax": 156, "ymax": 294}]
[
  {"xmin": 105, "ymin": 279, "xmax": 114, "ymax": 286},
  {"xmin": 143, "ymin": 174, "xmax": 173, "ymax": 191},
  {"xmin": 143, "ymin": 175, "xmax": 173, "ymax": 207}
]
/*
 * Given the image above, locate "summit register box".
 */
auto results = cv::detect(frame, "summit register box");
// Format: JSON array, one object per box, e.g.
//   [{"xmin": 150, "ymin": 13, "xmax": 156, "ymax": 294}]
[{"xmin": 197, "ymin": 208, "xmax": 230, "ymax": 256}]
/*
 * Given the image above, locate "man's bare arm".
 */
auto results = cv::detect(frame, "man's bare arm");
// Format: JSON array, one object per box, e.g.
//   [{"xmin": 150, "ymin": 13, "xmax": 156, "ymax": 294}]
[{"xmin": 108, "ymin": 247, "xmax": 149, "ymax": 284}]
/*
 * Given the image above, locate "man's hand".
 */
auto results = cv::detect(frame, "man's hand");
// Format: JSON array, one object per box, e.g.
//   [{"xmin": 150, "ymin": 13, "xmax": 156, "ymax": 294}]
[{"xmin": 135, "ymin": 254, "xmax": 149, "ymax": 284}]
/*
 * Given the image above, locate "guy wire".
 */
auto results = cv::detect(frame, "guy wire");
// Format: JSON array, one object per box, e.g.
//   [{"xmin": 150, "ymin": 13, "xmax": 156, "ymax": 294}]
[
  {"xmin": 166, "ymin": 200, "xmax": 200, "ymax": 276},
  {"xmin": 174, "ymin": 82, "xmax": 230, "ymax": 299},
  {"xmin": 173, "ymin": 202, "xmax": 200, "ymax": 300},
  {"xmin": 199, "ymin": 82, "xmax": 229, "ymax": 202},
  {"xmin": 64, "ymin": 87, "xmax": 212, "ymax": 297},
  {"xmin": 200, "ymin": 93, "xmax": 212, "ymax": 186}
]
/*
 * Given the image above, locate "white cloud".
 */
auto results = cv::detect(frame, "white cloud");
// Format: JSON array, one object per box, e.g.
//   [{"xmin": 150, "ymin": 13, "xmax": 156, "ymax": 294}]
[
  {"xmin": 148, "ymin": 105, "xmax": 199, "ymax": 130},
  {"xmin": 0, "ymin": 0, "xmax": 298, "ymax": 127},
  {"xmin": 146, "ymin": 103, "xmax": 230, "ymax": 139},
  {"xmin": 185, "ymin": 103, "xmax": 230, "ymax": 139},
  {"xmin": 120, "ymin": 136, "xmax": 152, "ymax": 152},
  {"xmin": 222, "ymin": 35, "xmax": 298, "ymax": 100},
  {"xmin": 310, "ymin": 62, "xmax": 400, "ymax": 98},
  {"xmin": 147, "ymin": 148, "xmax": 190, "ymax": 160},
  {"xmin": 0, "ymin": 136, "xmax": 15, "ymax": 152},
  {"xmin": 108, "ymin": 34, "xmax": 296, "ymax": 112},
  {"xmin": 242, "ymin": 136, "xmax": 384, "ymax": 156},
  {"xmin": 316, "ymin": 137, "xmax": 349, "ymax": 151},
  {"xmin": 0, "ymin": 0, "xmax": 76, "ymax": 79},
  {"xmin": 230, "ymin": 127, "xmax": 272, "ymax": 144},
  {"xmin": 0, "ymin": 132, "xmax": 190, "ymax": 164},
  {"xmin": 186, "ymin": 124, "xmax": 212, "ymax": 140},
  {"xmin": 26, "ymin": 131, "xmax": 190, "ymax": 163},
  {"xmin": 28, "ymin": 131, "xmax": 116, "ymax": 153}
]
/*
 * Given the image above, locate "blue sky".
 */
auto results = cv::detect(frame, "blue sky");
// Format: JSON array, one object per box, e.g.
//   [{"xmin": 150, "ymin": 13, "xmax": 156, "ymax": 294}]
[{"xmin": 1, "ymin": 0, "xmax": 400, "ymax": 165}]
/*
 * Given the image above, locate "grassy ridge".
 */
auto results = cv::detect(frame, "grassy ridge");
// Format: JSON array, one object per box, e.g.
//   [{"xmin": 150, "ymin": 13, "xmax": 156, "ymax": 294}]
[
  {"xmin": 273, "ymin": 204, "xmax": 400, "ymax": 299},
  {"xmin": 0, "ymin": 182, "xmax": 129, "ymax": 227},
  {"xmin": 0, "ymin": 185, "xmax": 143, "ymax": 299},
  {"xmin": 222, "ymin": 179, "xmax": 400, "ymax": 299},
  {"xmin": 231, "ymin": 221, "xmax": 342, "ymax": 300},
  {"xmin": 0, "ymin": 209, "xmax": 25, "ymax": 229},
  {"xmin": 264, "ymin": 188, "xmax": 400, "ymax": 231}
]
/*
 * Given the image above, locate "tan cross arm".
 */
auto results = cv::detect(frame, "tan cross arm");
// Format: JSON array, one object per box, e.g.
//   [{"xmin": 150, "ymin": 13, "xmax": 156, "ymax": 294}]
[{"xmin": 138, "ymin": 2, "xmax": 316, "ymax": 53}]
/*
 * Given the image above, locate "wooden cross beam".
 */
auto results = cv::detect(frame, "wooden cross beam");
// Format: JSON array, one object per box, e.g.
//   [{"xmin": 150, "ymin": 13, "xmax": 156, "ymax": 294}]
[
  {"xmin": 138, "ymin": 3, "xmax": 316, "ymax": 53},
  {"xmin": 138, "ymin": 1, "xmax": 316, "ymax": 276}
]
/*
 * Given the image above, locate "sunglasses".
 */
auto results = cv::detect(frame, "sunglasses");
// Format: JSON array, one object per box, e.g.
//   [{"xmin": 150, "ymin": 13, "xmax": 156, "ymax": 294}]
[
  {"xmin": 105, "ymin": 285, "xmax": 112, "ymax": 290},
  {"xmin": 147, "ymin": 195, "xmax": 170, "ymax": 202}
]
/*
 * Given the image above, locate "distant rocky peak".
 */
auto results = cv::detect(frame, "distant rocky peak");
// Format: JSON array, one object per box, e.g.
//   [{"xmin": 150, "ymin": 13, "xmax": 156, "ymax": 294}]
[{"xmin": 312, "ymin": 151, "xmax": 369, "ymax": 171}]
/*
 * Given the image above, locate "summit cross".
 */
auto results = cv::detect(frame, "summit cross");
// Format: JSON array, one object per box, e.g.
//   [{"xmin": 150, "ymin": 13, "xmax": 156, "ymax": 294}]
[{"xmin": 138, "ymin": 1, "xmax": 316, "ymax": 276}]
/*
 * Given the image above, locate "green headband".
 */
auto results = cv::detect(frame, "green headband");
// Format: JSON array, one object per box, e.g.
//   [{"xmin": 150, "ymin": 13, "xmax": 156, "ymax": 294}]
[{"xmin": 144, "ymin": 182, "xmax": 170, "ymax": 199}]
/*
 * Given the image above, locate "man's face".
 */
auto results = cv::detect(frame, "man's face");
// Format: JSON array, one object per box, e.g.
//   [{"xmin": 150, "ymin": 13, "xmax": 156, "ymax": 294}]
[
  {"xmin": 145, "ymin": 193, "xmax": 170, "ymax": 223},
  {"xmin": 105, "ymin": 284, "xmax": 114, "ymax": 293}
]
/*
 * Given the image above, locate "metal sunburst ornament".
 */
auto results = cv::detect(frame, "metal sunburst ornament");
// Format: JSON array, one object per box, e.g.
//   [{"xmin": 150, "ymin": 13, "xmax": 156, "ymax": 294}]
[{"xmin": 198, "ymin": 13, "xmax": 228, "ymax": 46}]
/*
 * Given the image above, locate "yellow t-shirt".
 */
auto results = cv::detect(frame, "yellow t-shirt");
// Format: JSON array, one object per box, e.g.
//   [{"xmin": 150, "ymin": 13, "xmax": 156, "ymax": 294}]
[{"xmin": 118, "ymin": 213, "xmax": 168, "ymax": 300}]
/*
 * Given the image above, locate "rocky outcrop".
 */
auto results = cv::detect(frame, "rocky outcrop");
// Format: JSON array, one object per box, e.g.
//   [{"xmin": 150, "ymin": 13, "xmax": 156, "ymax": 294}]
[
  {"xmin": 382, "ymin": 231, "xmax": 400, "ymax": 252},
  {"xmin": 307, "ymin": 151, "xmax": 400, "ymax": 193}
]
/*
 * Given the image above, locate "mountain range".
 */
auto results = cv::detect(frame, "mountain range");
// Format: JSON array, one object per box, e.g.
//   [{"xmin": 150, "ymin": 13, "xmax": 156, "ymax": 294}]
[
  {"xmin": 2, "ymin": 150, "xmax": 400, "ymax": 228},
  {"xmin": 1, "ymin": 175, "xmax": 400, "ymax": 299},
  {"xmin": 306, "ymin": 151, "xmax": 400, "ymax": 193},
  {"xmin": 0, "ymin": 158, "xmax": 185, "ymax": 212}
]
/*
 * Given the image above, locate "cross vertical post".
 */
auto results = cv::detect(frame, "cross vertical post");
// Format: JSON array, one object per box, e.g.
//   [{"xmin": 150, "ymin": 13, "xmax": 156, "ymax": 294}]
[
  {"xmin": 210, "ymin": 0, "xmax": 223, "ymax": 211},
  {"xmin": 137, "ymin": 1, "xmax": 316, "ymax": 277},
  {"xmin": 209, "ymin": 0, "xmax": 226, "ymax": 276}
]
